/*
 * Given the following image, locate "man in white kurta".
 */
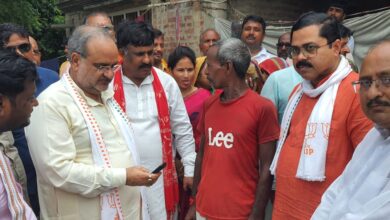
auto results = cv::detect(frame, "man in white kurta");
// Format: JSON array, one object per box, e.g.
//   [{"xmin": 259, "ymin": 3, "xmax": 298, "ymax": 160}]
[
  {"xmin": 115, "ymin": 21, "xmax": 196, "ymax": 219},
  {"xmin": 25, "ymin": 26, "xmax": 159, "ymax": 220},
  {"xmin": 312, "ymin": 40, "xmax": 390, "ymax": 220}
]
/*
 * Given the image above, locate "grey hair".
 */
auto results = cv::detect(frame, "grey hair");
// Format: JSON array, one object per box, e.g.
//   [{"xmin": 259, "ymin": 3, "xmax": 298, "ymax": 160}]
[
  {"xmin": 67, "ymin": 25, "xmax": 113, "ymax": 59},
  {"xmin": 199, "ymin": 28, "xmax": 220, "ymax": 44},
  {"xmin": 214, "ymin": 38, "xmax": 251, "ymax": 79}
]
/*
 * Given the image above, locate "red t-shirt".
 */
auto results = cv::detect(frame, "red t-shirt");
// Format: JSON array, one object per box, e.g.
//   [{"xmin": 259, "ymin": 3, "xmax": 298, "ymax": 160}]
[{"xmin": 196, "ymin": 89, "xmax": 280, "ymax": 220}]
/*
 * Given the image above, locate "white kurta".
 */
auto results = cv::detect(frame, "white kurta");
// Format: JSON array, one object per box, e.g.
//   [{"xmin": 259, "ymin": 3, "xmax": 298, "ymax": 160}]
[
  {"xmin": 312, "ymin": 126, "xmax": 390, "ymax": 220},
  {"xmin": 251, "ymin": 47, "xmax": 276, "ymax": 64},
  {"xmin": 25, "ymin": 80, "xmax": 140, "ymax": 219},
  {"xmin": 120, "ymin": 67, "xmax": 196, "ymax": 219}
]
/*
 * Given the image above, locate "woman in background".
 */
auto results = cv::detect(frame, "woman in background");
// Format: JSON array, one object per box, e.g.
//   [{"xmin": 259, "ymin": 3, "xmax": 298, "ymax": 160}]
[
  {"xmin": 168, "ymin": 45, "xmax": 211, "ymax": 220},
  {"xmin": 168, "ymin": 46, "xmax": 211, "ymax": 151}
]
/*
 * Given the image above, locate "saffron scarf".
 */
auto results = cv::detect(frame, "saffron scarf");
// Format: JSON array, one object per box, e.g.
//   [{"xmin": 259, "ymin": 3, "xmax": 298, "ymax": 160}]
[{"xmin": 113, "ymin": 66, "xmax": 179, "ymax": 219}]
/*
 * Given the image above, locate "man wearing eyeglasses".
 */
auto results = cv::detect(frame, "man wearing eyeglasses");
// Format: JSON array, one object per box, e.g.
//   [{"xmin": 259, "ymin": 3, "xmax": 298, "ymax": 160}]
[
  {"xmin": 0, "ymin": 23, "xmax": 59, "ymax": 216},
  {"xmin": 25, "ymin": 25, "xmax": 161, "ymax": 219},
  {"xmin": 312, "ymin": 39, "xmax": 390, "ymax": 219},
  {"xmin": 276, "ymin": 32, "xmax": 291, "ymax": 61},
  {"xmin": 270, "ymin": 12, "xmax": 372, "ymax": 220},
  {"xmin": 0, "ymin": 49, "xmax": 39, "ymax": 220},
  {"xmin": 28, "ymin": 36, "xmax": 41, "ymax": 66}
]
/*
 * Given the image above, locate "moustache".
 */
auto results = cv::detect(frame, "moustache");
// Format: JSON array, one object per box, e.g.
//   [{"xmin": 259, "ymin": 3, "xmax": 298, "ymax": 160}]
[
  {"xmin": 139, "ymin": 63, "xmax": 152, "ymax": 69},
  {"xmin": 99, "ymin": 76, "xmax": 113, "ymax": 83},
  {"xmin": 367, "ymin": 97, "xmax": 390, "ymax": 108},
  {"xmin": 295, "ymin": 60, "xmax": 313, "ymax": 69}
]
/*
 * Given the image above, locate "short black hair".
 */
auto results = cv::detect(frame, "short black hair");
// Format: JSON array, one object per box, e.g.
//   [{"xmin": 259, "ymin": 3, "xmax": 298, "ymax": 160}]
[
  {"xmin": 153, "ymin": 28, "xmax": 164, "ymax": 38},
  {"xmin": 0, "ymin": 23, "xmax": 29, "ymax": 48},
  {"xmin": 0, "ymin": 49, "xmax": 37, "ymax": 101},
  {"xmin": 339, "ymin": 24, "xmax": 353, "ymax": 38},
  {"xmin": 167, "ymin": 46, "xmax": 196, "ymax": 70},
  {"xmin": 242, "ymin": 15, "xmax": 267, "ymax": 32},
  {"xmin": 328, "ymin": 0, "xmax": 348, "ymax": 13},
  {"xmin": 291, "ymin": 12, "xmax": 341, "ymax": 45},
  {"xmin": 116, "ymin": 20, "xmax": 155, "ymax": 49}
]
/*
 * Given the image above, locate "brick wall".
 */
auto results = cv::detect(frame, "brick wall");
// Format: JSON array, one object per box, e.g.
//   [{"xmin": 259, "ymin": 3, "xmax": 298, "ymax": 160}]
[{"xmin": 153, "ymin": 1, "xmax": 207, "ymax": 58}]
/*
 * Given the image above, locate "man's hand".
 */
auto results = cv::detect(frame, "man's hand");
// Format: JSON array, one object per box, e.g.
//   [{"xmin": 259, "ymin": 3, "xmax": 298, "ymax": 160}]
[
  {"xmin": 125, "ymin": 166, "xmax": 161, "ymax": 186},
  {"xmin": 184, "ymin": 204, "xmax": 196, "ymax": 220},
  {"xmin": 183, "ymin": 176, "xmax": 193, "ymax": 190}
]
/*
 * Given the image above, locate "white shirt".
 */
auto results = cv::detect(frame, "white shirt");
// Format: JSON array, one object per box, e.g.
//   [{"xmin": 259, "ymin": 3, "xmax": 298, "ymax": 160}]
[
  {"xmin": 312, "ymin": 126, "xmax": 390, "ymax": 220},
  {"xmin": 25, "ymin": 80, "xmax": 140, "ymax": 219},
  {"xmin": 120, "ymin": 67, "xmax": 196, "ymax": 219},
  {"xmin": 251, "ymin": 47, "xmax": 276, "ymax": 64}
]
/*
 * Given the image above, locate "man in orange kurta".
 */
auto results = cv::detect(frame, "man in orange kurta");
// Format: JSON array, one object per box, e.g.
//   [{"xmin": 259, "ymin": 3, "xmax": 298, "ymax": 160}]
[{"xmin": 270, "ymin": 12, "xmax": 373, "ymax": 220}]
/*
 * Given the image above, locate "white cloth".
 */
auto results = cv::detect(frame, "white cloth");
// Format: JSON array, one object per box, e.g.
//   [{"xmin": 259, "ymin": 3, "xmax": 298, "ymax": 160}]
[
  {"xmin": 312, "ymin": 126, "xmax": 390, "ymax": 220},
  {"xmin": 117, "ymin": 67, "xmax": 196, "ymax": 219},
  {"xmin": 270, "ymin": 56, "xmax": 352, "ymax": 181},
  {"xmin": 25, "ymin": 79, "xmax": 140, "ymax": 219},
  {"xmin": 0, "ymin": 149, "xmax": 36, "ymax": 220},
  {"xmin": 62, "ymin": 73, "xmax": 146, "ymax": 220},
  {"xmin": 251, "ymin": 47, "xmax": 276, "ymax": 64}
]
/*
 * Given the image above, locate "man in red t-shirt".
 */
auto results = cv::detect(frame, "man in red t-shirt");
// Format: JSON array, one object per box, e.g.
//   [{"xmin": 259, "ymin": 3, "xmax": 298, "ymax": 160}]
[{"xmin": 185, "ymin": 38, "xmax": 280, "ymax": 220}]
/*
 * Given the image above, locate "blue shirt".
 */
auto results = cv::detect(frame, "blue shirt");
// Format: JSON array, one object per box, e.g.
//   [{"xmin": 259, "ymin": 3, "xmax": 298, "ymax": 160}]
[
  {"xmin": 261, "ymin": 66, "xmax": 303, "ymax": 123},
  {"xmin": 12, "ymin": 66, "xmax": 59, "ymax": 215}
]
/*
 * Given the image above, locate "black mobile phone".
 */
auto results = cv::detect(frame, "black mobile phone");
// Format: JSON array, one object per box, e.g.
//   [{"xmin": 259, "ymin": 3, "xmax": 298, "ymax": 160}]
[{"xmin": 151, "ymin": 162, "xmax": 167, "ymax": 174}]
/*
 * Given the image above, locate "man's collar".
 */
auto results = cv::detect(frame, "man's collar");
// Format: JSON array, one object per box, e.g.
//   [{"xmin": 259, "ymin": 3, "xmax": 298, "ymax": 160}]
[
  {"xmin": 68, "ymin": 75, "xmax": 113, "ymax": 106},
  {"xmin": 252, "ymin": 47, "xmax": 267, "ymax": 58}
]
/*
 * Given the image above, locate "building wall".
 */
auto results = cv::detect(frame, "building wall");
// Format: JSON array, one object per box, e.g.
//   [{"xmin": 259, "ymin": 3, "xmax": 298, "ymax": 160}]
[
  {"xmin": 150, "ymin": 0, "xmax": 314, "ymax": 57},
  {"xmin": 152, "ymin": 0, "xmax": 227, "ymax": 57},
  {"xmin": 229, "ymin": 0, "xmax": 316, "ymax": 23}
]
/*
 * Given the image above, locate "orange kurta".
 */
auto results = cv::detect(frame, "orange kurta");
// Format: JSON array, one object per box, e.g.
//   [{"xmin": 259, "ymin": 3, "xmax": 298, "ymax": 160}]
[{"xmin": 273, "ymin": 72, "xmax": 373, "ymax": 220}]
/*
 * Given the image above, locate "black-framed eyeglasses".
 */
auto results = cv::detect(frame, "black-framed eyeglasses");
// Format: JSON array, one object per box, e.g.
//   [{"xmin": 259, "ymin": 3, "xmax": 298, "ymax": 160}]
[
  {"xmin": 352, "ymin": 77, "xmax": 390, "ymax": 92},
  {"xmin": 288, "ymin": 42, "xmax": 333, "ymax": 58},
  {"xmin": 7, "ymin": 43, "xmax": 32, "ymax": 53}
]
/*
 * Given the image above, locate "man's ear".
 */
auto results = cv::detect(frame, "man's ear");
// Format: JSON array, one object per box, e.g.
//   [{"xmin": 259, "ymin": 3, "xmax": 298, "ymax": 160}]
[
  {"xmin": 225, "ymin": 61, "xmax": 233, "ymax": 74},
  {"xmin": 70, "ymin": 52, "xmax": 80, "ymax": 66},
  {"xmin": 332, "ymin": 39, "xmax": 342, "ymax": 56}
]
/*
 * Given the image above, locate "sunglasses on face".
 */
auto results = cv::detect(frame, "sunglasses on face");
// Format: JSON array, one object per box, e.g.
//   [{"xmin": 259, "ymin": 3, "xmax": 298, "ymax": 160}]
[
  {"xmin": 276, "ymin": 42, "xmax": 291, "ymax": 48},
  {"xmin": 7, "ymin": 43, "xmax": 32, "ymax": 53}
]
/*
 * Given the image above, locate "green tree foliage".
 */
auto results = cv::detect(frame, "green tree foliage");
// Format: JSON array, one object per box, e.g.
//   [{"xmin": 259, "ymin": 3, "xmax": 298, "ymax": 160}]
[{"xmin": 0, "ymin": 0, "xmax": 65, "ymax": 60}]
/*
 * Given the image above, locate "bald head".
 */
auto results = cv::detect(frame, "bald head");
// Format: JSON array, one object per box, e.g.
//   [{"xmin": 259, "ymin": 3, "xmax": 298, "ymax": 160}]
[
  {"xmin": 359, "ymin": 40, "xmax": 390, "ymax": 129},
  {"xmin": 277, "ymin": 32, "xmax": 291, "ymax": 59},
  {"xmin": 84, "ymin": 12, "xmax": 115, "ymax": 39}
]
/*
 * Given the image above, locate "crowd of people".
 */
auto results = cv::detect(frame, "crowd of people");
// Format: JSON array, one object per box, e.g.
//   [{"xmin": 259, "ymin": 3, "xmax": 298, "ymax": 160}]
[{"xmin": 0, "ymin": 0, "xmax": 389, "ymax": 219}]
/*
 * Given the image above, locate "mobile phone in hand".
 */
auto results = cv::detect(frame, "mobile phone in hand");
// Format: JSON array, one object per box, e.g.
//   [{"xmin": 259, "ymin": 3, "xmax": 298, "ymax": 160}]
[{"xmin": 151, "ymin": 162, "xmax": 167, "ymax": 174}]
